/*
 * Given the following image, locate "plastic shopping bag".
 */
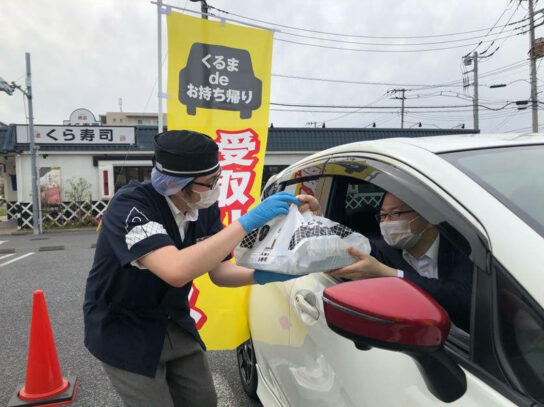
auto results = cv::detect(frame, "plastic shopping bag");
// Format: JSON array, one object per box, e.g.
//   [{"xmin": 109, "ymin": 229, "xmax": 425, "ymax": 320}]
[{"xmin": 234, "ymin": 204, "xmax": 371, "ymax": 275}]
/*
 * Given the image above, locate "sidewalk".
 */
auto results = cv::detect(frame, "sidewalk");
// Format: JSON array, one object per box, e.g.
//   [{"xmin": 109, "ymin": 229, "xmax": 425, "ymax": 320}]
[
  {"xmin": 0, "ymin": 219, "xmax": 96, "ymax": 235},
  {"xmin": 0, "ymin": 219, "xmax": 18, "ymax": 235}
]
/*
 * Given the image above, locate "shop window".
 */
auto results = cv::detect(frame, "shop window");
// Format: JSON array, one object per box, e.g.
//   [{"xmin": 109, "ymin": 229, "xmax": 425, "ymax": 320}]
[
  {"xmin": 103, "ymin": 170, "xmax": 109, "ymax": 196},
  {"xmin": 114, "ymin": 166, "xmax": 152, "ymax": 191}
]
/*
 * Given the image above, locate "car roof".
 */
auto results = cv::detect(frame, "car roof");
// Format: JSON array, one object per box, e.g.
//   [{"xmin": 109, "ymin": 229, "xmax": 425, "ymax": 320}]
[{"xmin": 320, "ymin": 133, "xmax": 544, "ymax": 156}]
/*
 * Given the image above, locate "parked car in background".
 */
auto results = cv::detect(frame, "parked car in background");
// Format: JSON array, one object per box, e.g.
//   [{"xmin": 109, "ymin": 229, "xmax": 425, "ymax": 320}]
[{"xmin": 237, "ymin": 134, "xmax": 544, "ymax": 406}]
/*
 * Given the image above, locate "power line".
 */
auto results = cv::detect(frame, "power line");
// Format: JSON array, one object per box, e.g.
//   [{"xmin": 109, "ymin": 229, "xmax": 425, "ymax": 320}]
[
  {"xmin": 274, "ymin": 28, "xmax": 530, "ymax": 53},
  {"xmin": 465, "ymin": 0, "xmax": 516, "ymax": 56},
  {"xmin": 270, "ymin": 102, "xmax": 514, "ymax": 110},
  {"xmin": 208, "ymin": 4, "xmax": 536, "ymax": 40},
  {"xmin": 271, "ymin": 108, "xmax": 404, "ymax": 114},
  {"xmin": 477, "ymin": 5, "xmax": 523, "ymax": 57},
  {"xmin": 270, "ymin": 107, "xmax": 520, "ymax": 114},
  {"xmin": 404, "ymin": 90, "xmax": 509, "ymax": 103},
  {"xmin": 271, "ymin": 59, "xmax": 528, "ymax": 90},
  {"xmin": 492, "ymin": 108, "xmax": 522, "ymax": 130},
  {"xmin": 505, "ymin": 124, "xmax": 544, "ymax": 132},
  {"xmin": 275, "ymin": 16, "xmax": 537, "ymax": 47},
  {"xmin": 405, "ymin": 108, "xmax": 523, "ymax": 121},
  {"xmin": 272, "ymin": 73, "xmax": 464, "ymax": 88},
  {"xmin": 320, "ymin": 94, "xmax": 389, "ymax": 124}
]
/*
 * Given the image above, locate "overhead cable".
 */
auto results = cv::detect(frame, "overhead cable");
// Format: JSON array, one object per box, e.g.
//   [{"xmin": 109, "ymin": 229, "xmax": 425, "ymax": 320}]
[
  {"xmin": 272, "ymin": 73, "xmax": 464, "ymax": 88},
  {"xmin": 274, "ymin": 29, "xmax": 530, "ymax": 53},
  {"xmin": 270, "ymin": 102, "xmax": 515, "ymax": 111},
  {"xmin": 477, "ymin": 5, "xmax": 522, "ymax": 56},
  {"xmin": 320, "ymin": 94, "xmax": 390, "ymax": 124},
  {"xmin": 275, "ymin": 16, "xmax": 539, "ymax": 47},
  {"xmin": 464, "ymin": 0, "xmax": 516, "ymax": 56},
  {"xmin": 271, "ymin": 107, "xmax": 519, "ymax": 114},
  {"xmin": 207, "ymin": 4, "xmax": 538, "ymax": 40},
  {"xmin": 272, "ymin": 59, "xmax": 528, "ymax": 90}
]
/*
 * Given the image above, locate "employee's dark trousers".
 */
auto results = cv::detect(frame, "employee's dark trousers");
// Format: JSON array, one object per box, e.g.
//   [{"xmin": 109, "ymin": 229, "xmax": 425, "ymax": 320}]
[{"xmin": 102, "ymin": 322, "xmax": 217, "ymax": 407}]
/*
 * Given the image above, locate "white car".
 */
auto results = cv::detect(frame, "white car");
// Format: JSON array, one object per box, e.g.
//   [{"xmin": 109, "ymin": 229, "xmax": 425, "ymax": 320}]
[{"xmin": 236, "ymin": 134, "xmax": 544, "ymax": 406}]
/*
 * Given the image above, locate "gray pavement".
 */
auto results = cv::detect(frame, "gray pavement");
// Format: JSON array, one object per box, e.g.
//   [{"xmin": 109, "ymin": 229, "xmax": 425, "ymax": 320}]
[{"xmin": 0, "ymin": 231, "xmax": 261, "ymax": 406}]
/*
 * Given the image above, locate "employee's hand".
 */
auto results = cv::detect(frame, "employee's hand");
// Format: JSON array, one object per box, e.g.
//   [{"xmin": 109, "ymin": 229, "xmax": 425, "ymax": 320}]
[
  {"xmin": 328, "ymin": 247, "xmax": 397, "ymax": 280},
  {"xmin": 296, "ymin": 194, "xmax": 322, "ymax": 215},
  {"xmin": 253, "ymin": 269, "xmax": 303, "ymax": 285},
  {"xmin": 238, "ymin": 191, "xmax": 301, "ymax": 233}
]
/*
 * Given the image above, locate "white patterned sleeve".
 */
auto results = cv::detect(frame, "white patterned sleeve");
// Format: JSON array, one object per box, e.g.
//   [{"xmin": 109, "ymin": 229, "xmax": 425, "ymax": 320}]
[{"xmin": 102, "ymin": 190, "xmax": 175, "ymax": 268}]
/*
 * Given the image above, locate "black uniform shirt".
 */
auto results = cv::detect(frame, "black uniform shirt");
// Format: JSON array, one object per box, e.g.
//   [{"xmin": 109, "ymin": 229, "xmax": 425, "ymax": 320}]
[{"xmin": 83, "ymin": 181, "xmax": 228, "ymax": 377}]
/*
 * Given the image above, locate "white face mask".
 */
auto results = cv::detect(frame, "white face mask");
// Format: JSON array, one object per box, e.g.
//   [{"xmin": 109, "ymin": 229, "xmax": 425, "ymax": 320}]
[
  {"xmin": 184, "ymin": 185, "xmax": 220, "ymax": 210},
  {"xmin": 380, "ymin": 216, "xmax": 424, "ymax": 250}
]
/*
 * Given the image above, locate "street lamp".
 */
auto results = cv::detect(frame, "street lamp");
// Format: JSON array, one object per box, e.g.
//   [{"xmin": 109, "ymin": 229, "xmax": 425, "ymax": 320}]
[{"xmin": 0, "ymin": 53, "xmax": 42, "ymax": 234}]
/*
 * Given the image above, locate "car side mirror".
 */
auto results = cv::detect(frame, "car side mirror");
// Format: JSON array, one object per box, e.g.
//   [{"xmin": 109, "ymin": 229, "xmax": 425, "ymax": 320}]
[{"xmin": 323, "ymin": 277, "xmax": 467, "ymax": 403}]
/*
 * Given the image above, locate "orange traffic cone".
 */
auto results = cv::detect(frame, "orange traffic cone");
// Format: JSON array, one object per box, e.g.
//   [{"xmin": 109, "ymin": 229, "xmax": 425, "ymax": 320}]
[{"xmin": 8, "ymin": 290, "xmax": 78, "ymax": 407}]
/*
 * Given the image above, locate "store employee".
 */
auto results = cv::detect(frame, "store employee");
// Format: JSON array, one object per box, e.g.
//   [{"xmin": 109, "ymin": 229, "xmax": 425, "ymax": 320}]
[{"xmin": 83, "ymin": 130, "xmax": 312, "ymax": 407}]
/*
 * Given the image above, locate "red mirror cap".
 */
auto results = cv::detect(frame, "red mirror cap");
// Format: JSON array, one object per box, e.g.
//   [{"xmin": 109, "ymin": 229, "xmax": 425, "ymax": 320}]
[{"xmin": 323, "ymin": 277, "xmax": 450, "ymax": 348}]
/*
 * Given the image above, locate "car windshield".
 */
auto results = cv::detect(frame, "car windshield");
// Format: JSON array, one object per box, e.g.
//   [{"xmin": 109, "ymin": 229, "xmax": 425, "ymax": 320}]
[{"xmin": 442, "ymin": 145, "xmax": 544, "ymax": 238}]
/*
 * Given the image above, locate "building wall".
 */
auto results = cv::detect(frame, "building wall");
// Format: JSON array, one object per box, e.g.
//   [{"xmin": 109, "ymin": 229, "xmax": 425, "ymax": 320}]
[
  {"xmin": 16, "ymin": 153, "xmax": 99, "ymax": 202},
  {"xmin": 100, "ymin": 112, "xmax": 167, "ymax": 126},
  {"xmin": 264, "ymin": 151, "xmax": 311, "ymax": 166},
  {"xmin": 9, "ymin": 151, "xmax": 310, "ymax": 204}
]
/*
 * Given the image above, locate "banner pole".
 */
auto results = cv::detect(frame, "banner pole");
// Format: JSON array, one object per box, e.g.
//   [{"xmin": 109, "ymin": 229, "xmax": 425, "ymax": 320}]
[{"xmin": 157, "ymin": 0, "xmax": 163, "ymax": 134}]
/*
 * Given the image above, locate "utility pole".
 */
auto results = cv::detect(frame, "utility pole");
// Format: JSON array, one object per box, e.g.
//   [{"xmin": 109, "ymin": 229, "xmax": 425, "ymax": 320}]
[
  {"xmin": 463, "ymin": 52, "xmax": 482, "ymax": 131},
  {"xmin": 156, "ymin": 0, "xmax": 163, "ymax": 134},
  {"xmin": 390, "ymin": 89, "xmax": 406, "ymax": 128},
  {"xmin": 528, "ymin": 0, "xmax": 539, "ymax": 132},
  {"xmin": 400, "ymin": 89, "xmax": 405, "ymax": 129},
  {"xmin": 473, "ymin": 51, "xmax": 479, "ymax": 131},
  {"xmin": 25, "ymin": 53, "xmax": 41, "ymax": 234},
  {"xmin": 201, "ymin": 0, "xmax": 208, "ymax": 19}
]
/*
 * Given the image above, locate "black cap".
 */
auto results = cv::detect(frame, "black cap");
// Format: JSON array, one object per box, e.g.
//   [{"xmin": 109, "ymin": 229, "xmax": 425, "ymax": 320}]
[{"xmin": 153, "ymin": 130, "xmax": 219, "ymax": 177}]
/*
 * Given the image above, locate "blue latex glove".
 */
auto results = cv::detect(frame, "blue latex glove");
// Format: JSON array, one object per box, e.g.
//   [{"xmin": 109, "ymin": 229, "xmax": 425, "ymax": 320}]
[
  {"xmin": 238, "ymin": 191, "xmax": 301, "ymax": 233},
  {"xmin": 254, "ymin": 269, "xmax": 302, "ymax": 285}
]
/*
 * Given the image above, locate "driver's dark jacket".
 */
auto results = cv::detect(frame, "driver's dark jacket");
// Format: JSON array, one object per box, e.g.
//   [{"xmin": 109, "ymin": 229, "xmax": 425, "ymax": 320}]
[
  {"xmin": 83, "ymin": 181, "xmax": 228, "ymax": 377},
  {"xmin": 370, "ymin": 237, "xmax": 473, "ymax": 331}
]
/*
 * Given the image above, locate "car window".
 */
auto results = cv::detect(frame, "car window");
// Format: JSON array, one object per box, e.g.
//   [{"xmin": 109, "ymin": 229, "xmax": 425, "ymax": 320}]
[
  {"xmin": 495, "ymin": 263, "xmax": 544, "ymax": 403},
  {"xmin": 442, "ymin": 145, "xmax": 544, "ymax": 238},
  {"xmin": 280, "ymin": 174, "xmax": 331, "ymax": 212},
  {"xmin": 320, "ymin": 158, "xmax": 485, "ymax": 342},
  {"xmin": 333, "ymin": 178, "xmax": 385, "ymax": 240}
]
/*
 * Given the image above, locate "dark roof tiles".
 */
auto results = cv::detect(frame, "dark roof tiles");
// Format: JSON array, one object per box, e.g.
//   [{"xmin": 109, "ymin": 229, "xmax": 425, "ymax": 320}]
[{"xmin": 0, "ymin": 124, "xmax": 476, "ymax": 153}]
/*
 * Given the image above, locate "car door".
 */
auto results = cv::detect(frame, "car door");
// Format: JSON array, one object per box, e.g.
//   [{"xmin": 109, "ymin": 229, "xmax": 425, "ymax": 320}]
[
  {"xmin": 282, "ymin": 154, "xmax": 520, "ymax": 406},
  {"xmin": 248, "ymin": 158, "xmax": 330, "ymax": 406}
]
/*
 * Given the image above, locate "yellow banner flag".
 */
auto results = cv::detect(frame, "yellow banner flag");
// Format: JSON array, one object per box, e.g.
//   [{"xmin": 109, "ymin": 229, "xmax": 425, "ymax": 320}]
[{"xmin": 167, "ymin": 11, "xmax": 273, "ymax": 350}]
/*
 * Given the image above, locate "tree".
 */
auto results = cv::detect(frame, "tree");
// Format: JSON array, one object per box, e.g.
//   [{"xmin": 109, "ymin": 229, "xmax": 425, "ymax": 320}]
[{"xmin": 64, "ymin": 177, "xmax": 92, "ymax": 224}]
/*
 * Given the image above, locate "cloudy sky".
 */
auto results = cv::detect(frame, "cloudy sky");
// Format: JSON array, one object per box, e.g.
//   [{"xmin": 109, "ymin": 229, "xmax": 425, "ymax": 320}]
[{"xmin": 1, "ymin": 0, "xmax": 542, "ymax": 133}]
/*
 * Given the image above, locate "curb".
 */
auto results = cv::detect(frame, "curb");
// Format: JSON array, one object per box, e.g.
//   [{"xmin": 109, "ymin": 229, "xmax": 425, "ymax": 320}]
[{"xmin": 10, "ymin": 227, "xmax": 97, "ymax": 236}]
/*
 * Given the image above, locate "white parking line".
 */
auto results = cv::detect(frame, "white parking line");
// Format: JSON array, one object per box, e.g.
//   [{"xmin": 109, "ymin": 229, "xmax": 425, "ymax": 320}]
[
  {"xmin": 0, "ymin": 253, "xmax": 15, "ymax": 260},
  {"xmin": 0, "ymin": 241, "xmax": 6, "ymax": 246},
  {"xmin": 0, "ymin": 252, "xmax": 35, "ymax": 267}
]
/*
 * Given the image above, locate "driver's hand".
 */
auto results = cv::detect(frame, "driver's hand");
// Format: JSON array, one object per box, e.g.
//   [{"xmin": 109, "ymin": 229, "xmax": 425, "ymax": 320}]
[
  {"xmin": 328, "ymin": 247, "xmax": 397, "ymax": 280},
  {"xmin": 296, "ymin": 194, "xmax": 322, "ymax": 215}
]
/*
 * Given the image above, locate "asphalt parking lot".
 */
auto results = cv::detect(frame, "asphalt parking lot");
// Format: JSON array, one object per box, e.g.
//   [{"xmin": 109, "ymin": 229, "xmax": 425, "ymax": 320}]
[{"xmin": 0, "ymin": 230, "xmax": 261, "ymax": 406}]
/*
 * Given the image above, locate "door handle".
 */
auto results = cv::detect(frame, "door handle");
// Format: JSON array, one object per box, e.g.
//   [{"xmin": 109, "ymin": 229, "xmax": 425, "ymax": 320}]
[{"xmin": 294, "ymin": 293, "xmax": 320, "ymax": 321}]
